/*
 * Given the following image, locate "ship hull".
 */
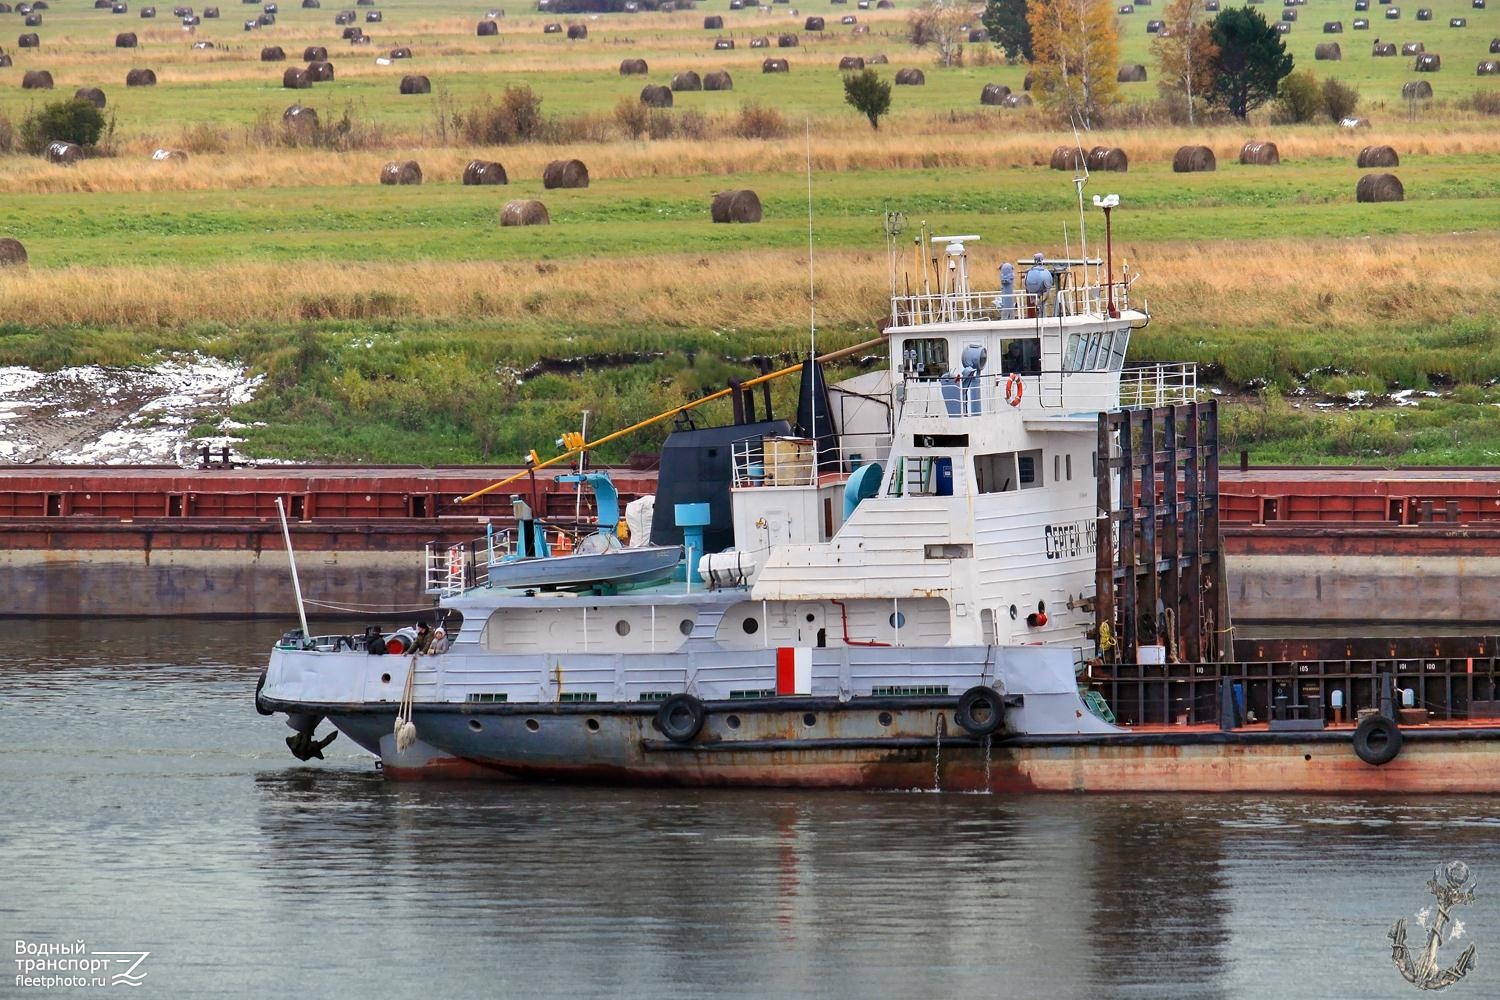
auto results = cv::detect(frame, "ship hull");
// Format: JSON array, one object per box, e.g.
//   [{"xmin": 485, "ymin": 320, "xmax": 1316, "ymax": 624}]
[{"xmin": 304, "ymin": 702, "xmax": 1500, "ymax": 793}]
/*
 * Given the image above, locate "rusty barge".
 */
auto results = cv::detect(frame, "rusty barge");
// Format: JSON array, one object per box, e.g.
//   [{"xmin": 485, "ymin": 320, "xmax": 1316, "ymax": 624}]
[{"xmin": 3, "ymin": 460, "xmax": 1499, "ymax": 625}]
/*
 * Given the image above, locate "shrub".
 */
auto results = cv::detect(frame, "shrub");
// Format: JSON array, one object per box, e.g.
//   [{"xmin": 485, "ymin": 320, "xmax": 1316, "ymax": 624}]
[
  {"xmin": 843, "ymin": 68, "xmax": 892, "ymax": 130},
  {"xmin": 1273, "ymin": 68, "xmax": 1320, "ymax": 124},
  {"xmin": 733, "ymin": 102, "xmax": 788, "ymax": 139},
  {"xmin": 453, "ymin": 85, "xmax": 543, "ymax": 144},
  {"xmin": 612, "ymin": 95, "xmax": 648, "ymax": 139},
  {"xmin": 1321, "ymin": 77, "xmax": 1359, "ymax": 122},
  {"xmin": 0, "ymin": 114, "xmax": 13, "ymax": 154},
  {"xmin": 1458, "ymin": 89, "xmax": 1500, "ymax": 115},
  {"xmin": 19, "ymin": 99, "xmax": 106, "ymax": 154}
]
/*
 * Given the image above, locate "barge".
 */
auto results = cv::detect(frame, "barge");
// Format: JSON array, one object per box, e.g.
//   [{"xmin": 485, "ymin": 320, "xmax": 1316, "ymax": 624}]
[{"xmin": 253, "ymin": 216, "xmax": 1500, "ymax": 792}]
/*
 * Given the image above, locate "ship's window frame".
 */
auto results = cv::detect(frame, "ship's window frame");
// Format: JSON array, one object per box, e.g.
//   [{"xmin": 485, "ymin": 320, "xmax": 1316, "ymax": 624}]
[
  {"xmin": 1066, "ymin": 454, "xmax": 1073, "ymax": 480},
  {"xmin": 1018, "ymin": 449, "xmax": 1043, "ymax": 489},
  {"xmin": 1083, "ymin": 332, "xmax": 1103, "ymax": 370},
  {"xmin": 902, "ymin": 337, "xmax": 949, "ymax": 381},
  {"xmin": 1053, "ymin": 454, "xmax": 1061, "ymax": 482},
  {"xmin": 1064, "ymin": 333, "xmax": 1087, "ymax": 372},
  {"xmin": 974, "ymin": 451, "xmax": 1019, "ymax": 495},
  {"xmin": 1109, "ymin": 329, "xmax": 1129, "ymax": 370}
]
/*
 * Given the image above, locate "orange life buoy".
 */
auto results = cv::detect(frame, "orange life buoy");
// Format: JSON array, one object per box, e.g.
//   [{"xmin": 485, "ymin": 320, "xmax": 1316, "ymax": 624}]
[
  {"xmin": 447, "ymin": 545, "xmax": 462, "ymax": 576},
  {"xmin": 1004, "ymin": 373, "xmax": 1024, "ymax": 407}
]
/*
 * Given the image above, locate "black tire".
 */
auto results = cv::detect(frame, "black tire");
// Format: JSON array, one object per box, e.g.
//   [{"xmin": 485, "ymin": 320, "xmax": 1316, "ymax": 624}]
[
  {"xmin": 955, "ymin": 685, "xmax": 1005, "ymax": 737},
  {"xmin": 254, "ymin": 669, "xmax": 275, "ymax": 716},
  {"xmin": 656, "ymin": 693, "xmax": 706, "ymax": 743},
  {"xmin": 1353, "ymin": 714, "xmax": 1402, "ymax": 766}
]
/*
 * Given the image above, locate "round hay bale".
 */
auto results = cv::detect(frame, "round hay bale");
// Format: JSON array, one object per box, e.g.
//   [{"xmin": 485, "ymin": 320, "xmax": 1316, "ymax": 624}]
[
  {"xmin": 1401, "ymin": 78, "xmax": 1432, "ymax": 97},
  {"xmin": 74, "ymin": 86, "xmax": 106, "ymax": 108},
  {"xmin": 115, "ymin": 31, "xmax": 137, "ymax": 46},
  {"xmin": 204, "ymin": 6, "xmax": 218, "ymax": 15},
  {"xmin": 399, "ymin": 73, "xmax": 429, "ymax": 94},
  {"xmin": 869, "ymin": 52, "xmax": 887, "ymax": 63},
  {"xmin": 379, "ymin": 159, "xmax": 421, "ymax": 185},
  {"xmin": 1086, "ymin": 145, "xmax": 1128, "ymax": 171},
  {"xmin": 542, "ymin": 158, "xmax": 588, "ymax": 189},
  {"xmin": 542, "ymin": 21, "xmax": 560, "ymax": 32},
  {"xmin": 0, "ymin": 238, "xmax": 27, "ymax": 268},
  {"xmin": 45, "ymin": 140, "xmax": 81, "ymax": 164},
  {"xmin": 713, "ymin": 37, "xmax": 734, "ymax": 49},
  {"xmin": 125, "ymin": 67, "xmax": 156, "ymax": 86},
  {"xmin": 139, "ymin": 4, "xmax": 154, "ymax": 14},
  {"xmin": 838, "ymin": 55, "xmax": 863, "ymax": 69},
  {"xmin": 1315, "ymin": 41, "xmax": 1342, "ymax": 58},
  {"xmin": 302, "ymin": 0, "xmax": 319, "ymax": 6},
  {"xmin": 1415, "ymin": 5, "xmax": 1431, "ymax": 16},
  {"xmin": 18, "ymin": 33, "xmax": 40, "ymax": 47},
  {"xmin": 710, "ymin": 189, "xmax": 762, "ymax": 223},
  {"xmin": 968, "ymin": 26, "xmax": 986, "ymax": 41},
  {"xmin": 1239, "ymin": 140, "xmax": 1280, "ymax": 164},
  {"xmin": 749, "ymin": 35, "xmax": 768, "ymax": 47},
  {"xmin": 390, "ymin": 46, "xmax": 412, "ymax": 58},
  {"xmin": 1414, "ymin": 52, "xmax": 1439, "ymax": 70},
  {"xmin": 876, "ymin": 0, "xmax": 892, "ymax": 7},
  {"xmin": 1023, "ymin": 71, "xmax": 1035, "ymax": 90},
  {"xmin": 1001, "ymin": 92, "xmax": 1031, "ymax": 107},
  {"xmin": 1323, "ymin": 19, "xmax": 1342, "ymax": 30},
  {"xmin": 1279, "ymin": 8, "xmax": 1293, "ymax": 19},
  {"xmin": 0, "ymin": 54, "xmax": 9, "ymax": 68},
  {"xmin": 762, "ymin": 56, "xmax": 789, "ymax": 71},
  {"xmin": 151, "ymin": 147, "xmax": 188, "ymax": 162},
  {"xmin": 1353, "ymin": 18, "xmax": 1368, "ymax": 28},
  {"xmin": 1116, "ymin": 63, "xmax": 1146, "ymax": 81},
  {"xmin": 670, "ymin": 70, "xmax": 701, "ymax": 91},
  {"xmin": 363, "ymin": 7, "xmax": 379, "ymax": 18},
  {"xmin": 282, "ymin": 66, "xmax": 311, "ymax": 87},
  {"xmin": 894, "ymin": 67, "xmax": 924, "ymax": 84},
  {"xmin": 1402, "ymin": 41, "xmax": 1424, "ymax": 54},
  {"xmin": 1491, "ymin": 36, "xmax": 1500, "ymax": 52},
  {"xmin": 1171, "ymin": 144, "xmax": 1215, "ymax": 172},
  {"xmin": 112, "ymin": 2, "xmax": 126, "ymax": 10},
  {"xmin": 703, "ymin": 69, "xmax": 732, "ymax": 90},
  {"xmin": 463, "ymin": 159, "xmax": 507, "ymax": 185},
  {"xmin": 566, "ymin": 22, "xmax": 586, "ymax": 38},
  {"xmin": 500, "ymin": 199, "xmax": 549, "ymax": 226},
  {"xmin": 619, "ymin": 57, "xmax": 648, "ymax": 74},
  {"xmin": 640, "ymin": 83, "xmax": 673, "ymax": 105},
  {"xmin": 1356, "ymin": 172, "xmax": 1403, "ymax": 201},
  {"xmin": 1373, "ymin": 41, "xmax": 1396, "ymax": 53},
  {"xmin": 282, "ymin": 102, "xmax": 317, "ymax": 127},
  {"xmin": 303, "ymin": 44, "xmax": 327, "ymax": 60},
  {"xmin": 703, "ymin": 13, "xmax": 721, "ymax": 27},
  {"xmin": 1478, "ymin": 59, "xmax": 1499, "ymax": 74},
  {"xmin": 1118, "ymin": 3, "xmax": 1132, "ymax": 10},
  {"xmin": 980, "ymin": 82, "xmax": 1010, "ymax": 104},
  {"xmin": 21, "ymin": 69, "xmax": 52, "ymax": 88},
  {"xmin": 804, "ymin": 15, "xmax": 823, "ymax": 29},
  {"xmin": 306, "ymin": 59, "xmax": 334, "ymax": 81},
  {"xmin": 777, "ymin": 32, "xmax": 798, "ymax": 46},
  {"xmin": 476, "ymin": 19, "xmax": 497, "ymax": 34},
  {"xmin": 23, "ymin": 11, "xmax": 40, "ymax": 22},
  {"xmin": 335, "ymin": 9, "xmax": 353, "ymax": 21},
  {"xmin": 1049, "ymin": 146, "xmax": 1084, "ymax": 170},
  {"xmin": 1147, "ymin": 17, "xmax": 1165, "ymax": 29},
  {"xmin": 341, "ymin": 25, "xmax": 361, "ymax": 37},
  {"xmin": 1357, "ymin": 144, "xmax": 1399, "ymax": 166}
]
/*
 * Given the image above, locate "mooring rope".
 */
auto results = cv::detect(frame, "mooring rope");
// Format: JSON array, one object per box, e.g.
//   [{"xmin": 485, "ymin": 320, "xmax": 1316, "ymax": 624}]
[
  {"xmin": 304, "ymin": 599, "xmax": 439, "ymax": 614},
  {"xmin": 394, "ymin": 654, "xmax": 419, "ymax": 753}
]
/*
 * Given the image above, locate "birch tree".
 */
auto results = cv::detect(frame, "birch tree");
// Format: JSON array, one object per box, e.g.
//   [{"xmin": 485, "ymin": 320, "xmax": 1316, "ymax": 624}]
[
  {"xmin": 1026, "ymin": 0, "xmax": 1120, "ymax": 128},
  {"xmin": 1152, "ymin": 0, "xmax": 1218, "ymax": 124}
]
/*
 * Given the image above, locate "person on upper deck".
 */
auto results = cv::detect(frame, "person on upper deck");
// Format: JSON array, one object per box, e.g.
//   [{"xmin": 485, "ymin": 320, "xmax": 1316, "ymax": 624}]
[
  {"xmin": 1025, "ymin": 253, "xmax": 1053, "ymax": 317},
  {"xmin": 1002, "ymin": 340, "xmax": 1025, "ymax": 375}
]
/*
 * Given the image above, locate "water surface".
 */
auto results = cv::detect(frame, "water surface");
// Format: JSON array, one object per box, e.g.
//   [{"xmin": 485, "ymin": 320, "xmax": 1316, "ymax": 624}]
[{"xmin": 2, "ymin": 619, "xmax": 1495, "ymax": 998}]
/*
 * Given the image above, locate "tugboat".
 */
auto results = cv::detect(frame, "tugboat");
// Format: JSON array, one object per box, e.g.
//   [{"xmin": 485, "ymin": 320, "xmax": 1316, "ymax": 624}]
[{"xmin": 256, "ymin": 207, "xmax": 1500, "ymax": 792}]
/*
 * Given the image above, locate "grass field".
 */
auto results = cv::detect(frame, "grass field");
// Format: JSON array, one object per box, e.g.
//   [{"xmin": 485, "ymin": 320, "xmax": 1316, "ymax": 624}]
[{"xmin": 0, "ymin": 0, "xmax": 1497, "ymax": 464}]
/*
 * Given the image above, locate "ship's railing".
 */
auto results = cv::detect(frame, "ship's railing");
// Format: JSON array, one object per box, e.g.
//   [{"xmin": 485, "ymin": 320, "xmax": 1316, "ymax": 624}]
[
  {"xmin": 730, "ymin": 436, "xmax": 891, "ymax": 489},
  {"xmin": 424, "ymin": 539, "xmax": 491, "ymax": 595},
  {"xmin": 1118, "ymin": 363, "xmax": 1200, "ymax": 409},
  {"xmin": 890, "ymin": 282, "xmax": 1132, "ymax": 327}
]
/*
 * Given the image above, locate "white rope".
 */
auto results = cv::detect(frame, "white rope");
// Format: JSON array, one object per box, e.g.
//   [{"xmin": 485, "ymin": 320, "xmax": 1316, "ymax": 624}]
[
  {"xmin": 304, "ymin": 598, "xmax": 439, "ymax": 614},
  {"xmin": 394, "ymin": 654, "xmax": 418, "ymax": 753}
]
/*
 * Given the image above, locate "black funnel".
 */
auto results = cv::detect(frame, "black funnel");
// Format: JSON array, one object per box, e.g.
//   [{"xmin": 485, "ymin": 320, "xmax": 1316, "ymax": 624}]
[{"xmin": 795, "ymin": 357, "xmax": 840, "ymax": 472}]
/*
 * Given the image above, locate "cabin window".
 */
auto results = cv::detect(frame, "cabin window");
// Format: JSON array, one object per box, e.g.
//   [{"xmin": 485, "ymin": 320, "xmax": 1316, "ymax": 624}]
[
  {"xmin": 1064, "ymin": 333, "xmax": 1087, "ymax": 372},
  {"xmin": 974, "ymin": 452, "xmax": 1019, "ymax": 494},
  {"xmin": 1053, "ymin": 454, "xmax": 1061, "ymax": 482},
  {"xmin": 901, "ymin": 337, "xmax": 949, "ymax": 380},
  {"xmin": 1000, "ymin": 338, "xmax": 1040, "ymax": 375},
  {"xmin": 1066, "ymin": 454, "xmax": 1073, "ymax": 480},
  {"xmin": 1083, "ymin": 332, "xmax": 1103, "ymax": 370},
  {"xmin": 1018, "ymin": 449, "xmax": 1043, "ymax": 489},
  {"xmin": 1109, "ymin": 329, "xmax": 1130, "ymax": 370}
]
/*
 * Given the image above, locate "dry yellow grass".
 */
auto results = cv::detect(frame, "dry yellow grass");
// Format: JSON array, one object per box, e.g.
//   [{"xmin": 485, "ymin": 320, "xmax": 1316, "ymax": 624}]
[
  {"xmin": 4, "ymin": 123, "xmax": 1499, "ymax": 194},
  {"xmin": 4, "ymin": 232, "xmax": 1494, "ymax": 334}
]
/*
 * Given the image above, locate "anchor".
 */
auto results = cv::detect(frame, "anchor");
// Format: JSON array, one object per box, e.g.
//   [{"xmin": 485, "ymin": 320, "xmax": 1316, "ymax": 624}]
[
  {"xmin": 285, "ymin": 715, "xmax": 339, "ymax": 761},
  {"xmin": 1389, "ymin": 861, "xmax": 1478, "ymax": 991}
]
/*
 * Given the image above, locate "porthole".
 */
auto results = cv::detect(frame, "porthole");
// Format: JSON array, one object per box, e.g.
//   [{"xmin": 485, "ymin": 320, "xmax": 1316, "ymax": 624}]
[
  {"xmin": 615, "ymin": 620, "xmax": 631, "ymax": 637},
  {"xmin": 525, "ymin": 718, "xmax": 539, "ymax": 732},
  {"xmin": 468, "ymin": 718, "xmax": 483, "ymax": 732},
  {"xmin": 726, "ymin": 714, "xmax": 741, "ymax": 729},
  {"xmin": 889, "ymin": 611, "xmax": 906, "ymax": 629},
  {"xmin": 1009, "ymin": 604, "xmax": 1018, "ymax": 620},
  {"xmin": 586, "ymin": 718, "xmax": 600, "ymax": 733},
  {"xmin": 742, "ymin": 618, "xmax": 759, "ymax": 635},
  {"xmin": 802, "ymin": 712, "xmax": 817, "ymax": 728},
  {"xmin": 381, "ymin": 673, "xmax": 391, "ymax": 684},
  {"xmin": 805, "ymin": 613, "xmax": 816, "ymax": 623},
  {"xmin": 679, "ymin": 619, "xmax": 694, "ymax": 636},
  {"xmin": 878, "ymin": 711, "xmax": 893, "ymax": 727}
]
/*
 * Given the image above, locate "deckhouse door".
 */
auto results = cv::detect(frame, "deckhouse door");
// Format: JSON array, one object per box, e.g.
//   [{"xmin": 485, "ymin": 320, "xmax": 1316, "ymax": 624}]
[{"xmin": 795, "ymin": 603, "xmax": 826, "ymax": 648}]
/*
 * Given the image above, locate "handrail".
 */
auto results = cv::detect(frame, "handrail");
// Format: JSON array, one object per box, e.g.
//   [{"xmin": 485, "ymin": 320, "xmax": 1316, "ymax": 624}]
[{"xmin": 890, "ymin": 283, "xmax": 1133, "ymax": 327}]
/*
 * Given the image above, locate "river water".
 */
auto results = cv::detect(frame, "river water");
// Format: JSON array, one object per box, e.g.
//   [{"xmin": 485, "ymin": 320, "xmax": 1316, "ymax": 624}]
[{"xmin": 3, "ymin": 619, "xmax": 1497, "ymax": 999}]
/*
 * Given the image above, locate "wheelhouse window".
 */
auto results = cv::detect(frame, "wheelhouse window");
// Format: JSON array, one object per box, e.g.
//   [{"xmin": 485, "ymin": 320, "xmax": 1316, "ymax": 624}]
[
  {"xmin": 901, "ymin": 337, "xmax": 949, "ymax": 380},
  {"xmin": 1018, "ymin": 449, "xmax": 1043, "ymax": 489},
  {"xmin": 1000, "ymin": 338, "xmax": 1040, "ymax": 375},
  {"xmin": 974, "ymin": 452, "xmax": 1019, "ymax": 494},
  {"xmin": 1064, "ymin": 329, "xmax": 1132, "ymax": 372}
]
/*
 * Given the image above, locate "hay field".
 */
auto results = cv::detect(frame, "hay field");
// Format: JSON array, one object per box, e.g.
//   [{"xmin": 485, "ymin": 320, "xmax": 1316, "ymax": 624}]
[{"xmin": 0, "ymin": 0, "xmax": 1498, "ymax": 463}]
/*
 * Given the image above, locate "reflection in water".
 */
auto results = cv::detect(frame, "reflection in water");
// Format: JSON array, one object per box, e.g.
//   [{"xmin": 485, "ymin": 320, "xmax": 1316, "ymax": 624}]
[{"xmin": 6, "ymin": 619, "xmax": 1500, "ymax": 998}]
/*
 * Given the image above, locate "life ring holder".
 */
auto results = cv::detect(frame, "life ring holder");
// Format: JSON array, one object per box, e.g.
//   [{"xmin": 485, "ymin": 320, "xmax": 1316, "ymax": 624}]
[{"xmin": 1004, "ymin": 373, "xmax": 1024, "ymax": 407}]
